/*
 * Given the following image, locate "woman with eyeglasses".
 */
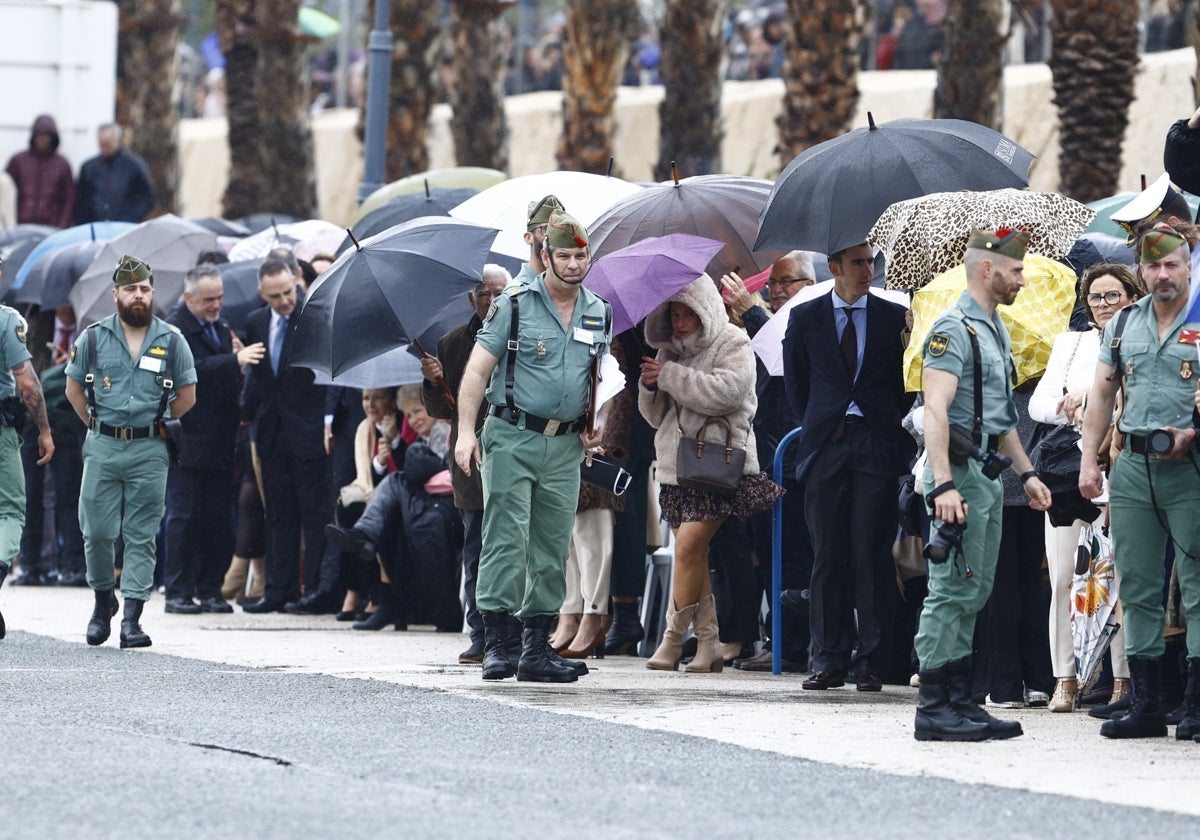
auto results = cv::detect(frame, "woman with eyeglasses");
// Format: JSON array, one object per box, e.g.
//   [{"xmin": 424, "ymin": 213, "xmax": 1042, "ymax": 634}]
[{"xmin": 1030, "ymin": 262, "xmax": 1147, "ymax": 713}]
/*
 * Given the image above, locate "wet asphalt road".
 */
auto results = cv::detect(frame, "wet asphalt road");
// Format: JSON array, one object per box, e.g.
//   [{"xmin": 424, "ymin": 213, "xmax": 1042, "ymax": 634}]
[{"xmin": 1, "ymin": 631, "xmax": 1195, "ymax": 839}]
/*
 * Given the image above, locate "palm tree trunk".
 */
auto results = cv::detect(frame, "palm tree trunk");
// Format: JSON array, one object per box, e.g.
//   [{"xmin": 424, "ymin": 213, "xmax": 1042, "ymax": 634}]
[
  {"xmin": 367, "ymin": 0, "xmax": 438, "ymax": 181},
  {"xmin": 216, "ymin": 0, "xmax": 268, "ymax": 218},
  {"xmin": 1048, "ymin": 0, "xmax": 1140, "ymax": 202},
  {"xmin": 777, "ymin": 0, "xmax": 863, "ymax": 169},
  {"xmin": 448, "ymin": 0, "xmax": 510, "ymax": 170},
  {"xmin": 115, "ymin": 0, "xmax": 183, "ymax": 217},
  {"xmin": 654, "ymin": 0, "xmax": 726, "ymax": 181},
  {"xmin": 256, "ymin": 0, "xmax": 317, "ymax": 217},
  {"xmin": 934, "ymin": 0, "xmax": 1006, "ymax": 128},
  {"xmin": 557, "ymin": 0, "xmax": 640, "ymax": 174}
]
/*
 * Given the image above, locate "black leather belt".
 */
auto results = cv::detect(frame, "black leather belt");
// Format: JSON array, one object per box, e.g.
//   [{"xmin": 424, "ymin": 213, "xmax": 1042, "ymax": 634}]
[
  {"xmin": 1126, "ymin": 433, "xmax": 1194, "ymax": 456},
  {"xmin": 89, "ymin": 418, "xmax": 160, "ymax": 440},
  {"xmin": 488, "ymin": 405, "xmax": 584, "ymax": 437}
]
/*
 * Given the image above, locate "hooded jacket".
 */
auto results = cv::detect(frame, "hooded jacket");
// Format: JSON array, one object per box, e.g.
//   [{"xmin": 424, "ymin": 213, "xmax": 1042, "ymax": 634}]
[
  {"xmin": 5, "ymin": 115, "xmax": 76, "ymax": 227},
  {"xmin": 637, "ymin": 274, "xmax": 759, "ymax": 485}
]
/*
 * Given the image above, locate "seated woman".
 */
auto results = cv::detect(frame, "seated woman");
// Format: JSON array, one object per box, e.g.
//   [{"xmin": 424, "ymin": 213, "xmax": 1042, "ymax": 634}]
[{"xmin": 327, "ymin": 386, "xmax": 463, "ymax": 632}]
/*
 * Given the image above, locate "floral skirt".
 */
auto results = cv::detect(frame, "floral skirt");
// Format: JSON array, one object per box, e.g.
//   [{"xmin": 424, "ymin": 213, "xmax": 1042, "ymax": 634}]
[{"xmin": 658, "ymin": 471, "xmax": 784, "ymax": 528}]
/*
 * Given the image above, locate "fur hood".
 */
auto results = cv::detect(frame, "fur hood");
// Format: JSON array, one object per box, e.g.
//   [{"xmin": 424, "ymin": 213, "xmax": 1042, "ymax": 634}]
[{"xmin": 643, "ymin": 273, "xmax": 730, "ymax": 356}]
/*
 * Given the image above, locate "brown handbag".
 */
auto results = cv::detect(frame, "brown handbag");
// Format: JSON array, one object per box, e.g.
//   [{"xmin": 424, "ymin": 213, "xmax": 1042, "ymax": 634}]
[{"xmin": 675, "ymin": 415, "xmax": 746, "ymax": 497}]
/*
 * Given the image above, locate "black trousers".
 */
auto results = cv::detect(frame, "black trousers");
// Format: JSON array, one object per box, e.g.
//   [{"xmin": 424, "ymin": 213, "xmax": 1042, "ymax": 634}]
[
  {"xmin": 163, "ymin": 464, "xmax": 235, "ymax": 600},
  {"xmin": 710, "ymin": 518, "xmax": 759, "ymax": 646},
  {"xmin": 750, "ymin": 477, "xmax": 813, "ymax": 662},
  {"xmin": 258, "ymin": 444, "xmax": 332, "ymax": 603},
  {"xmin": 19, "ymin": 426, "xmax": 84, "ymax": 576},
  {"xmin": 803, "ymin": 422, "xmax": 897, "ymax": 675}
]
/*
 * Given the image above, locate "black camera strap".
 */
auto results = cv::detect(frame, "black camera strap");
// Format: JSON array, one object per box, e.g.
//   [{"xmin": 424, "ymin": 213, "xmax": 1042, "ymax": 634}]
[{"xmin": 962, "ymin": 321, "xmax": 984, "ymax": 447}]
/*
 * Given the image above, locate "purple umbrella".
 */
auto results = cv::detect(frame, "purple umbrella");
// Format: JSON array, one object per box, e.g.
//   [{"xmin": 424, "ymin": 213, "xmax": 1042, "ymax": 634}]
[{"xmin": 582, "ymin": 234, "xmax": 724, "ymax": 336}]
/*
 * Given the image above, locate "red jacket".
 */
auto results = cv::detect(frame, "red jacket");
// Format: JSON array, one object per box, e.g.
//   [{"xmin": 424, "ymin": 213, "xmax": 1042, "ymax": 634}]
[{"xmin": 5, "ymin": 114, "xmax": 76, "ymax": 227}]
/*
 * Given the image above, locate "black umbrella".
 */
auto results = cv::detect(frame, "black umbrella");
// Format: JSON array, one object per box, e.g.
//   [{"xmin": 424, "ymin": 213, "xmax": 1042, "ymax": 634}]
[
  {"xmin": 0, "ymin": 237, "xmax": 47, "ymax": 305},
  {"xmin": 290, "ymin": 216, "xmax": 498, "ymax": 377},
  {"xmin": 217, "ymin": 260, "xmax": 268, "ymax": 336},
  {"xmin": 15, "ymin": 240, "xmax": 106, "ymax": 309},
  {"xmin": 189, "ymin": 217, "xmax": 253, "ymax": 238},
  {"xmin": 755, "ymin": 114, "xmax": 1036, "ymax": 255},
  {"xmin": 231, "ymin": 213, "xmax": 300, "ymax": 234},
  {"xmin": 336, "ymin": 187, "xmax": 479, "ymax": 256},
  {"xmin": 588, "ymin": 173, "xmax": 784, "ymax": 279}
]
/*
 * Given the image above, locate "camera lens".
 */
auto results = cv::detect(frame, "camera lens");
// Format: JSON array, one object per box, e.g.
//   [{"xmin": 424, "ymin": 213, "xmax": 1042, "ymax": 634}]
[{"xmin": 1147, "ymin": 429, "xmax": 1174, "ymax": 455}]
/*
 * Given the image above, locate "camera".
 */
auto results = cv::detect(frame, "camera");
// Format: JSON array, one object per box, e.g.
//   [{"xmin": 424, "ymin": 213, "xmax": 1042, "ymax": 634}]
[
  {"xmin": 924, "ymin": 519, "xmax": 967, "ymax": 563},
  {"xmin": 974, "ymin": 445, "xmax": 1012, "ymax": 481},
  {"xmin": 1146, "ymin": 428, "xmax": 1175, "ymax": 456}
]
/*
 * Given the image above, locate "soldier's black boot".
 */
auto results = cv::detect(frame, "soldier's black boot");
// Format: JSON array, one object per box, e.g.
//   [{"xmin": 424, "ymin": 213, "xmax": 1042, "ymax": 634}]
[
  {"xmin": 86, "ymin": 587, "xmax": 120, "ymax": 646},
  {"xmin": 947, "ymin": 657, "xmax": 1023, "ymax": 739},
  {"xmin": 119, "ymin": 599, "xmax": 152, "ymax": 649},
  {"xmin": 1174, "ymin": 659, "xmax": 1200, "ymax": 740},
  {"xmin": 1100, "ymin": 657, "xmax": 1167, "ymax": 738},
  {"xmin": 516, "ymin": 615, "xmax": 578, "ymax": 683},
  {"xmin": 914, "ymin": 664, "xmax": 990, "ymax": 742},
  {"xmin": 505, "ymin": 614, "xmax": 523, "ymax": 672},
  {"xmin": 0, "ymin": 564, "xmax": 8, "ymax": 640},
  {"xmin": 481, "ymin": 612, "xmax": 515, "ymax": 680}
]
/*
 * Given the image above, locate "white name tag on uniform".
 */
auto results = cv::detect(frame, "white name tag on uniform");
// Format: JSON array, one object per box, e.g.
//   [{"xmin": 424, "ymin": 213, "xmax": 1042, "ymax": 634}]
[
  {"xmin": 572, "ymin": 327, "xmax": 594, "ymax": 345},
  {"xmin": 138, "ymin": 355, "xmax": 164, "ymax": 373}
]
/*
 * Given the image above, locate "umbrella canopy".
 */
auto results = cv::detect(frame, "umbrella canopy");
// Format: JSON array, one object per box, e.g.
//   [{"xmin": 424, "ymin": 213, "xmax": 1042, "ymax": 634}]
[
  {"xmin": 450, "ymin": 171, "xmax": 642, "ymax": 261},
  {"xmin": 312, "ymin": 345, "xmax": 425, "ymax": 389},
  {"xmin": 356, "ymin": 167, "xmax": 508, "ymax": 221},
  {"xmin": 338, "ymin": 187, "xmax": 479, "ymax": 255},
  {"xmin": 216, "ymin": 260, "xmax": 268, "ymax": 336},
  {"xmin": 581, "ymin": 234, "xmax": 724, "ymax": 336},
  {"xmin": 228, "ymin": 219, "xmax": 343, "ymax": 262},
  {"xmin": 902, "ymin": 254, "xmax": 1076, "ymax": 391},
  {"xmin": 750, "ymin": 279, "xmax": 910, "ymax": 377},
  {"xmin": 1072, "ymin": 521, "xmax": 1121, "ymax": 690},
  {"xmin": 70, "ymin": 215, "xmax": 220, "ymax": 325},
  {"xmin": 1085, "ymin": 190, "xmax": 1200, "ymax": 237},
  {"xmin": 290, "ymin": 216, "xmax": 498, "ymax": 377},
  {"xmin": 232, "ymin": 213, "xmax": 300, "ymax": 234},
  {"xmin": 15, "ymin": 240, "xmax": 106, "ymax": 309},
  {"xmin": 756, "ymin": 115, "xmax": 1036, "ymax": 256},
  {"xmin": 0, "ymin": 224, "xmax": 58, "ymax": 249},
  {"xmin": 1074, "ymin": 232, "xmax": 1136, "ymax": 269},
  {"xmin": 868, "ymin": 189, "xmax": 1095, "ymax": 291},
  {"xmin": 188, "ymin": 217, "xmax": 252, "ymax": 238},
  {"xmin": 0, "ymin": 226, "xmax": 57, "ymax": 303},
  {"xmin": 589, "ymin": 174, "xmax": 783, "ymax": 280},
  {"xmin": 11, "ymin": 221, "xmax": 136, "ymax": 291}
]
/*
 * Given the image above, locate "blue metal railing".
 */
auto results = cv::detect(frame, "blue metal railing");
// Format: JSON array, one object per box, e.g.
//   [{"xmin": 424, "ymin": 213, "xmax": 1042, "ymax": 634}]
[{"xmin": 771, "ymin": 425, "xmax": 804, "ymax": 675}]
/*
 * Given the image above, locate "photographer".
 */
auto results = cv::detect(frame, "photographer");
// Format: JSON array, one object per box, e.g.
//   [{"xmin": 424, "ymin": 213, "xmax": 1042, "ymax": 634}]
[{"xmin": 914, "ymin": 229, "xmax": 1051, "ymax": 742}]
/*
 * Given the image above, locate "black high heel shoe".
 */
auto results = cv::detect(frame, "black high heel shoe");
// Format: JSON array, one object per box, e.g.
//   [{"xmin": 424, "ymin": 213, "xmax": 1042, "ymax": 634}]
[
  {"xmin": 602, "ymin": 601, "xmax": 644, "ymax": 656},
  {"xmin": 351, "ymin": 589, "xmax": 405, "ymax": 631}
]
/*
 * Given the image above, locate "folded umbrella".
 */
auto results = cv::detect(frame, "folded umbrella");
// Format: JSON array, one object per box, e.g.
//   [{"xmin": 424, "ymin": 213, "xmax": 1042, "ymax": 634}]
[
  {"xmin": 581, "ymin": 234, "xmax": 724, "ymax": 336},
  {"xmin": 15, "ymin": 240, "xmax": 106, "ymax": 309},
  {"xmin": 756, "ymin": 114, "xmax": 1035, "ymax": 256},
  {"xmin": 290, "ymin": 216, "xmax": 498, "ymax": 377},
  {"xmin": 1072, "ymin": 521, "xmax": 1121, "ymax": 690}
]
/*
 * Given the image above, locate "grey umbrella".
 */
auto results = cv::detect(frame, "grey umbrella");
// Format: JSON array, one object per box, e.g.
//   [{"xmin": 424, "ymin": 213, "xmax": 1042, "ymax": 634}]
[{"xmin": 15, "ymin": 239, "xmax": 106, "ymax": 309}]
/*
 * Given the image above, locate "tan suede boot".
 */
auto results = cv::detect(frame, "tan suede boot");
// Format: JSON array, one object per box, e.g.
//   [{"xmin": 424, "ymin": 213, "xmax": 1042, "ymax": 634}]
[
  {"xmin": 220, "ymin": 556, "xmax": 250, "ymax": 601},
  {"xmin": 646, "ymin": 601, "xmax": 698, "ymax": 671},
  {"xmin": 244, "ymin": 557, "xmax": 266, "ymax": 601},
  {"xmin": 1049, "ymin": 676, "xmax": 1078, "ymax": 713},
  {"xmin": 685, "ymin": 594, "xmax": 725, "ymax": 673}
]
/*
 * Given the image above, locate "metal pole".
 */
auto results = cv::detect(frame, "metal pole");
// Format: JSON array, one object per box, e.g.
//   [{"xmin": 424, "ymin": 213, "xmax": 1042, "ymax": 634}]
[
  {"xmin": 335, "ymin": 0, "xmax": 351, "ymax": 109},
  {"xmin": 358, "ymin": 0, "xmax": 393, "ymax": 203},
  {"xmin": 771, "ymin": 426, "xmax": 804, "ymax": 676}
]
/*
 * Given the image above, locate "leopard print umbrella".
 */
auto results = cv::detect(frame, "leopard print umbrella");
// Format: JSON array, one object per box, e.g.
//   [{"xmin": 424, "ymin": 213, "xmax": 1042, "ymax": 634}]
[{"xmin": 868, "ymin": 189, "xmax": 1095, "ymax": 291}]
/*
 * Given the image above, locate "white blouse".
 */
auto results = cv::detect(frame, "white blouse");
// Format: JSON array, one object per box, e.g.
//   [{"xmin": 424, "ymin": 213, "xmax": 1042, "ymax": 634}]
[{"xmin": 1028, "ymin": 330, "xmax": 1100, "ymax": 425}]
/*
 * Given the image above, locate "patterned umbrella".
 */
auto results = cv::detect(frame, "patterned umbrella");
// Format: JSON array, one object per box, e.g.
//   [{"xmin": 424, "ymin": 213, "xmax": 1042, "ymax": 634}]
[
  {"xmin": 902, "ymin": 254, "xmax": 1077, "ymax": 391},
  {"xmin": 1072, "ymin": 520, "xmax": 1121, "ymax": 691},
  {"xmin": 868, "ymin": 189, "xmax": 1095, "ymax": 291}
]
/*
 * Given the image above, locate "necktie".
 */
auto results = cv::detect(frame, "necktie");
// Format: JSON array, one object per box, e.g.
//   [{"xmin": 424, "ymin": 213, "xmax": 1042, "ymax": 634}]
[
  {"xmin": 272, "ymin": 316, "xmax": 287, "ymax": 374},
  {"xmin": 206, "ymin": 322, "xmax": 219, "ymax": 346},
  {"xmin": 841, "ymin": 308, "xmax": 858, "ymax": 380}
]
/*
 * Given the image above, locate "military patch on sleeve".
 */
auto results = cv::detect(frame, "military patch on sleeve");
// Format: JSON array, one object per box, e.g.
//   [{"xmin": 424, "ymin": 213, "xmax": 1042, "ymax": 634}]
[
  {"xmin": 926, "ymin": 332, "xmax": 950, "ymax": 357},
  {"xmin": 484, "ymin": 301, "xmax": 499, "ymax": 323},
  {"xmin": 70, "ymin": 344, "xmax": 77, "ymax": 362},
  {"xmin": 15, "ymin": 321, "xmax": 26, "ymax": 344}
]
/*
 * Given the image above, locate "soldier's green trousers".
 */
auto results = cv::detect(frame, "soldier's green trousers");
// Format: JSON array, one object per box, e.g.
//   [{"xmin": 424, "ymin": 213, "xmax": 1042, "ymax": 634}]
[
  {"xmin": 476, "ymin": 415, "xmax": 581, "ymax": 619},
  {"xmin": 1109, "ymin": 451, "xmax": 1200, "ymax": 660},
  {"xmin": 0, "ymin": 425, "xmax": 23, "ymax": 568},
  {"xmin": 915, "ymin": 457, "xmax": 1004, "ymax": 670},
  {"xmin": 78, "ymin": 434, "xmax": 169, "ymax": 601}
]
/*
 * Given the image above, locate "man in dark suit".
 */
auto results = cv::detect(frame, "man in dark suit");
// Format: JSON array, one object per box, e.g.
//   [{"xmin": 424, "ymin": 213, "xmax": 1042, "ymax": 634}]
[
  {"xmin": 783, "ymin": 242, "xmax": 915, "ymax": 691},
  {"xmin": 240, "ymin": 258, "xmax": 334, "ymax": 613},
  {"xmin": 163, "ymin": 264, "xmax": 265, "ymax": 613}
]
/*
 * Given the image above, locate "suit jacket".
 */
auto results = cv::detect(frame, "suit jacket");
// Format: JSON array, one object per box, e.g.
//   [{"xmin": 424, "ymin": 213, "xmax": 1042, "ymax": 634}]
[
  {"xmin": 169, "ymin": 305, "xmax": 241, "ymax": 471},
  {"xmin": 240, "ymin": 301, "xmax": 330, "ymax": 462},
  {"xmin": 783, "ymin": 293, "xmax": 916, "ymax": 481},
  {"xmin": 422, "ymin": 314, "xmax": 486, "ymax": 510}
]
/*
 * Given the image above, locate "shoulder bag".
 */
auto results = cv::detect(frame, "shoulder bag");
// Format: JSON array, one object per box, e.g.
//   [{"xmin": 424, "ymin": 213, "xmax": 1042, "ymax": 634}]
[{"xmin": 675, "ymin": 412, "xmax": 746, "ymax": 497}]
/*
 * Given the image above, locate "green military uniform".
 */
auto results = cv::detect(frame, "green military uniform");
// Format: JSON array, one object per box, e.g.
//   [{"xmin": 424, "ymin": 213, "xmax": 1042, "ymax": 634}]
[
  {"xmin": 915, "ymin": 289, "xmax": 1019, "ymax": 671},
  {"xmin": 473, "ymin": 213, "xmax": 610, "ymax": 619},
  {"xmin": 65, "ymin": 297, "xmax": 196, "ymax": 603},
  {"xmin": 0, "ymin": 304, "xmax": 32, "ymax": 569}
]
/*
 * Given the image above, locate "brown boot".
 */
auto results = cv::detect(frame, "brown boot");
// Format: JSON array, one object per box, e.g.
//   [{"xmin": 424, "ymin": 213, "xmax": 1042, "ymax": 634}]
[
  {"xmin": 646, "ymin": 601, "xmax": 698, "ymax": 671},
  {"xmin": 220, "ymin": 556, "xmax": 249, "ymax": 601},
  {"xmin": 244, "ymin": 557, "xmax": 266, "ymax": 602},
  {"xmin": 685, "ymin": 594, "xmax": 724, "ymax": 673},
  {"xmin": 1048, "ymin": 677, "xmax": 1078, "ymax": 713}
]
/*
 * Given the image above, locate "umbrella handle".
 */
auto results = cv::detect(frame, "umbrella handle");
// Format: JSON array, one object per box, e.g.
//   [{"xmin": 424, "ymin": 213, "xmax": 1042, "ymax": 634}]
[{"xmin": 412, "ymin": 338, "xmax": 457, "ymax": 410}]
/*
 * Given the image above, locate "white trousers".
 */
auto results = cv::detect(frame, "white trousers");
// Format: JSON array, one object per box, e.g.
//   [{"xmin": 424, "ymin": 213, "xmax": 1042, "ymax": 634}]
[{"xmin": 561, "ymin": 508, "xmax": 614, "ymax": 615}]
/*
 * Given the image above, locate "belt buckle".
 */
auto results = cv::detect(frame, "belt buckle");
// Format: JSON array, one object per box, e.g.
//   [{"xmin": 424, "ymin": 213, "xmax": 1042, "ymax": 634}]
[
  {"xmin": 116, "ymin": 426, "xmax": 133, "ymax": 441},
  {"xmin": 542, "ymin": 418, "xmax": 561, "ymax": 437}
]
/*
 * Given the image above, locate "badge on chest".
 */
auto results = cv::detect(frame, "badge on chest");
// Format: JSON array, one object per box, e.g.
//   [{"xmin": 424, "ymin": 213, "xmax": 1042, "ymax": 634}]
[{"xmin": 138, "ymin": 354, "xmax": 165, "ymax": 374}]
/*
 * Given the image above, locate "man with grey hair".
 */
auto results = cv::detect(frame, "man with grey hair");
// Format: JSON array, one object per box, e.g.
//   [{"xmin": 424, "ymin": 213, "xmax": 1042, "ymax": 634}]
[
  {"xmin": 74, "ymin": 123, "xmax": 156, "ymax": 224},
  {"xmin": 164, "ymin": 264, "xmax": 264, "ymax": 613}
]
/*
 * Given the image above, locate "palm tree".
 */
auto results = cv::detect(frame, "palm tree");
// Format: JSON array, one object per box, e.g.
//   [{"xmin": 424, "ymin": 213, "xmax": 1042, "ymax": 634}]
[
  {"xmin": 654, "ymin": 0, "xmax": 725, "ymax": 181},
  {"xmin": 448, "ymin": 0, "xmax": 511, "ymax": 171},
  {"xmin": 215, "ymin": 0, "xmax": 268, "ymax": 218},
  {"xmin": 933, "ymin": 0, "xmax": 1005, "ymax": 129},
  {"xmin": 256, "ymin": 0, "xmax": 317, "ymax": 217},
  {"xmin": 115, "ymin": 0, "xmax": 183, "ymax": 216},
  {"xmin": 1048, "ymin": 1, "xmax": 1140, "ymax": 202},
  {"xmin": 370, "ymin": 0, "xmax": 439, "ymax": 180},
  {"xmin": 777, "ymin": 0, "xmax": 864, "ymax": 170},
  {"xmin": 556, "ymin": 0, "xmax": 640, "ymax": 174}
]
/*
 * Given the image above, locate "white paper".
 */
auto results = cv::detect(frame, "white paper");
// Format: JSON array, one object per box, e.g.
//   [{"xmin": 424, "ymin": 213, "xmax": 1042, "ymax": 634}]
[{"xmin": 595, "ymin": 351, "xmax": 626, "ymax": 409}]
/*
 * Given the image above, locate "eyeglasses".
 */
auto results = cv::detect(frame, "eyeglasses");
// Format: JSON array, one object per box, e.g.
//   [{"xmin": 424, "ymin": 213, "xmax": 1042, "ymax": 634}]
[
  {"xmin": 1086, "ymin": 290, "xmax": 1127, "ymax": 306},
  {"xmin": 767, "ymin": 277, "xmax": 810, "ymax": 288}
]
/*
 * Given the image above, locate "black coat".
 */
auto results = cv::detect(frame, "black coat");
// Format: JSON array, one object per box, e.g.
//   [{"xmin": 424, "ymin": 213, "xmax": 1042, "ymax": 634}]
[
  {"xmin": 1165, "ymin": 118, "xmax": 1200, "ymax": 201},
  {"xmin": 168, "ymin": 305, "xmax": 241, "ymax": 471}
]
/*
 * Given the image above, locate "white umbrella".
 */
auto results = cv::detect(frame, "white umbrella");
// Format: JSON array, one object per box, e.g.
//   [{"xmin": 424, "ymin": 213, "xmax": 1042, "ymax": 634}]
[
  {"xmin": 750, "ymin": 280, "xmax": 910, "ymax": 377},
  {"xmin": 227, "ymin": 219, "xmax": 343, "ymax": 262},
  {"xmin": 449, "ymin": 171, "xmax": 642, "ymax": 261}
]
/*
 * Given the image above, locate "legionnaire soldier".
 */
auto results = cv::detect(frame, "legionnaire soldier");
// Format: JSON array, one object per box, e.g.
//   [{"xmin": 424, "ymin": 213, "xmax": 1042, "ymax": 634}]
[
  {"xmin": 512, "ymin": 194, "xmax": 564, "ymax": 286},
  {"xmin": 916, "ymin": 228, "xmax": 1052, "ymax": 741},
  {"xmin": 455, "ymin": 209, "xmax": 611, "ymax": 684},
  {"xmin": 65, "ymin": 256, "xmax": 197, "ymax": 649},
  {"xmin": 0, "ymin": 257, "xmax": 55, "ymax": 640},
  {"xmin": 1080, "ymin": 224, "xmax": 1200, "ymax": 741}
]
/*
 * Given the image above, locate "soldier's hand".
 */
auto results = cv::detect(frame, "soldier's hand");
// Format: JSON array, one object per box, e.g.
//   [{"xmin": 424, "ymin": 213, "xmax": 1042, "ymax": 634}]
[
  {"xmin": 237, "ymin": 341, "xmax": 265, "ymax": 367},
  {"xmin": 933, "ymin": 487, "xmax": 967, "ymax": 526},
  {"xmin": 420, "ymin": 355, "xmax": 443, "ymax": 383},
  {"xmin": 1079, "ymin": 461, "xmax": 1105, "ymax": 500},
  {"xmin": 455, "ymin": 429, "xmax": 481, "ymax": 476},
  {"xmin": 1025, "ymin": 477, "xmax": 1052, "ymax": 511},
  {"xmin": 1160, "ymin": 426, "xmax": 1196, "ymax": 460},
  {"xmin": 36, "ymin": 429, "xmax": 54, "ymax": 465}
]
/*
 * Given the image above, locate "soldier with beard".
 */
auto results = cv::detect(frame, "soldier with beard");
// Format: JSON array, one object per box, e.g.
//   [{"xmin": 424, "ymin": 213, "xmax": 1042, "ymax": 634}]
[{"xmin": 65, "ymin": 256, "xmax": 197, "ymax": 649}]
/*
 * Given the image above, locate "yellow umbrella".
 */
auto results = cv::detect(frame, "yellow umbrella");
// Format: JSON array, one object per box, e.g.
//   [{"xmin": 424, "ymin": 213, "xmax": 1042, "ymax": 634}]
[
  {"xmin": 903, "ymin": 253, "xmax": 1077, "ymax": 392},
  {"xmin": 355, "ymin": 167, "xmax": 508, "ymax": 221}
]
